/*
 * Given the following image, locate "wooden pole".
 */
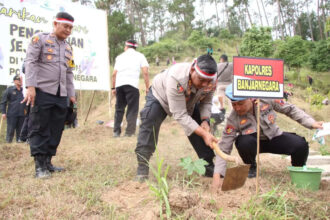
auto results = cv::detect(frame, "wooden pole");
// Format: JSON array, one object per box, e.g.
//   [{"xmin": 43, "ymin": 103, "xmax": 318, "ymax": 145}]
[
  {"xmin": 79, "ymin": 89, "xmax": 83, "ymax": 124},
  {"xmin": 84, "ymin": 91, "xmax": 96, "ymax": 124},
  {"xmin": 108, "ymin": 89, "xmax": 112, "ymax": 120},
  {"xmin": 256, "ymin": 98, "xmax": 261, "ymax": 194},
  {"xmin": 0, "ymin": 117, "xmax": 3, "ymax": 138}
]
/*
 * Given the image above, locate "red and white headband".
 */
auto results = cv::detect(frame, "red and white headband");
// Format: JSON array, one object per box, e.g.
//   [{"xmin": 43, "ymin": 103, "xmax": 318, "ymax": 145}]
[
  {"xmin": 54, "ymin": 18, "xmax": 74, "ymax": 25},
  {"xmin": 193, "ymin": 59, "xmax": 216, "ymax": 79},
  {"xmin": 125, "ymin": 41, "xmax": 138, "ymax": 48}
]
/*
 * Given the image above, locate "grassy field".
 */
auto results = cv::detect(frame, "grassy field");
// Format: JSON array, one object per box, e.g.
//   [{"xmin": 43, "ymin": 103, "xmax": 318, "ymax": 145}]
[{"xmin": 0, "ymin": 59, "xmax": 329, "ymax": 219}]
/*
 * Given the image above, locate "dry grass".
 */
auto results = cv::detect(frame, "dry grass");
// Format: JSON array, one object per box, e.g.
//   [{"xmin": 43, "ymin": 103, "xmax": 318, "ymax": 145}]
[{"xmin": 0, "ymin": 62, "xmax": 329, "ymax": 219}]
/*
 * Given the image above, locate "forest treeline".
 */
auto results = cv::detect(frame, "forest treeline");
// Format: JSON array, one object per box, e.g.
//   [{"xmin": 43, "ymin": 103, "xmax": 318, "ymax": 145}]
[{"xmin": 75, "ymin": 0, "xmax": 329, "ymax": 74}]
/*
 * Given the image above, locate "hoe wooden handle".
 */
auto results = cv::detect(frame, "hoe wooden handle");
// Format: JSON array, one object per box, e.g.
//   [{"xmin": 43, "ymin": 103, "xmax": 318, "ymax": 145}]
[{"xmin": 212, "ymin": 142, "xmax": 240, "ymax": 163}]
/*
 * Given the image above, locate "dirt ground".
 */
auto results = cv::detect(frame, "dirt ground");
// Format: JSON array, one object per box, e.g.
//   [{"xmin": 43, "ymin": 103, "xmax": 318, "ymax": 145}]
[{"xmin": 0, "ymin": 87, "xmax": 329, "ymax": 219}]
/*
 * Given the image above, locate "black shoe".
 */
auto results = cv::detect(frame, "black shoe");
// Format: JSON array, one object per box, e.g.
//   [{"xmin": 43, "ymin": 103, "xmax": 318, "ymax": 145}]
[
  {"xmin": 248, "ymin": 164, "xmax": 256, "ymax": 178},
  {"xmin": 17, "ymin": 139, "xmax": 25, "ymax": 143},
  {"xmin": 34, "ymin": 155, "xmax": 51, "ymax": 179},
  {"xmin": 204, "ymin": 164, "xmax": 214, "ymax": 178},
  {"xmin": 46, "ymin": 156, "xmax": 65, "ymax": 172},
  {"xmin": 113, "ymin": 132, "xmax": 120, "ymax": 138},
  {"xmin": 135, "ymin": 175, "xmax": 148, "ymax": 182}
]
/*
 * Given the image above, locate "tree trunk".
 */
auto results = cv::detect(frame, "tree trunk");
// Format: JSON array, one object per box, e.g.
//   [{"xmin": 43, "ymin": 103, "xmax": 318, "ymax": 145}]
[
  {"xmin": 256, "ymin": 0, "xmax": 263, "ymax": 26},
  {"xmin": 245, "ymin": 4, "xmax": 253, "ymax": 27},
  {"xmin": 214, "ymin": 0, "xmax": 220, "ymax": 28},
  {"xmin": 279, "ymin": 5, "xmax": 288, "ymax": 36},
  {"xmin": 133, "ymin": 0, "xmax": 146, "ymax": 46},
  {"xmin": 317, "ymin": 0, "xmax": 324, "ymax": 40},
  {"xmin": 237, "ymin": 5, "xmax": 246, "ymax": 32},
  {"xmin": 277, "ymin": 0, "xmax": 284, "ymax": 40},
  {"xmin": 224, "ymin": 0, "xmax": 230, "ymax": 30},
  {"xmin": 306, "ymin": 1, "xmax": 315, "ymax": 41},
  {"xmin": 260, "ymin": 0, "xmax": 269, "ymax": 26},
  {"xmin": 320, "ymin": 0, "xmax": 328, "ymax": 38}
]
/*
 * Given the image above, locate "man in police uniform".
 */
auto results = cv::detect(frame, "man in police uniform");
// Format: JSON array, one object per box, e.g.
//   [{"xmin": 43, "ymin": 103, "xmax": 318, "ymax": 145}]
[
  {"xmin": 212, "ymin": 84, "xmax": 324, "ymax": 189},
  {"xmin": 112, "ymin": 40, "xmax": 149, "ymax": 137},
  {"xmin": 0, "ymin": 75, "xmax": 25, "ymax": 143},
  {"xmin": 23, "ymin": 12, "xmax": 76, "ymax": 178},
  {"xmin": 135, "ymin": 54, "xmax": 219, "ymax": 181}
]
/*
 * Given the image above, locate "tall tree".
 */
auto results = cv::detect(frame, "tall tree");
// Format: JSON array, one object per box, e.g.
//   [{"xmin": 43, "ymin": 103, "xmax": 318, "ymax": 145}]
[
  {"xmin": 168, "ymin": 0, "xmax": 195, "ymax": 36},
  {"xmin": 256, "ymin": 0, "xmax": 264, "ymax": 26},
  {"xmin": 233, "ymin": 0, "xmax": 253, "ymax": 27},
  {"xmin": 306, "ymin": 0, "xmax": 315, "ymax": 41},
  {"xmin": 260, "ymin": 0, "xmax": 270, "ymax": 26},
  {"xmin": 107, "ymin": 11, "xmax": 135, "ymax": 62},
  {"xmin": 317, "ymin": 0, "xmax": 324, "ymax": 40},
  {"xmin": 276, "ymin": 0, "xmax": 284, "ymax": 40},
  {"xmin": 94, "ymin": 0, "xmax": 119, "ymax": 14}
]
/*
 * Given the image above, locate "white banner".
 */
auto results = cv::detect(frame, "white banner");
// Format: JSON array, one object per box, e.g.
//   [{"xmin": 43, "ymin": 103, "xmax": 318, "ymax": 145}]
[{"xmin": 0, "ymin": 0, "xmax": 110, "ymax": 91}]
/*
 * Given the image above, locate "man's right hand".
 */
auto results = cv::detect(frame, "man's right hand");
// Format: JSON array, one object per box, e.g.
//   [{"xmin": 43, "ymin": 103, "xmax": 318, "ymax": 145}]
[
  {"xmin": 202, "ymin": 131, "xmax": 218, "ymax": 149},
  {"xmin": 2, "ymin": 114, "xmax": 6, "ymax": 120},
  {"xmin": 21, "ymin": 87, "xmax": 36, "ymax": 107},
  {"xmin": 111, "ymin": 89, "xmax": 116, "ymax": 96}
]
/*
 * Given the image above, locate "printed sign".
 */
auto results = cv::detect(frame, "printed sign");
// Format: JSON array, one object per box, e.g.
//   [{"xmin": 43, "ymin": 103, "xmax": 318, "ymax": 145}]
[
  {"xmin": 0, "ymin": 0, "xmax": 110, "ymax": 91},
  {"xmin": 233, "ymin": 56, "xmax": 284, "ymax": 98}
]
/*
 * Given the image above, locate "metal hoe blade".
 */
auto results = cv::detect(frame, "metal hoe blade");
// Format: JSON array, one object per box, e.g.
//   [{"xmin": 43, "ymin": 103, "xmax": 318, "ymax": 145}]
[{"xmin": 221, "ymin": 164, "xmax": 250, "ymax": 191}]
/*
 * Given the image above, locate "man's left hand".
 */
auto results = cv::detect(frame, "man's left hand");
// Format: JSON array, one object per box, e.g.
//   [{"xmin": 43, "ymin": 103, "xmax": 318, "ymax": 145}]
[
  {"xmin": 201, "ymin": 120, "xmax": 210, "ymax": 132},
  {"xmin": 312, "ymin": 121, "xmax": 324, "ymax": 129},
  {"xmin": 70, "ymin": 96, "xmax": 76, "ymax": 104}
]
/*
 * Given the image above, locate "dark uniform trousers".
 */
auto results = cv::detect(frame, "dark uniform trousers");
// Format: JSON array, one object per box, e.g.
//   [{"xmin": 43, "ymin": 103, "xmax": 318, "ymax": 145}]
[
  {"xmin": 135, "ymin": 88, "xmax": 215, "ymax": 170},
  {"xmin": 6, "ymin": 116, "xmax": 25, "ymax": 142},
  {"xmin": 235, "ymin": 132, "xmax": 309, "ymax": 166},
  {"xmin": 20, "ymin": 115, "xmax": 29, "ymax": 141},
  {"xmin": 28, "ymin": 90, "xmax": 67, "ymax": 156},
  {"xmin": 114, "ymin": 85, "xmax": 140, "ymax": 135}
]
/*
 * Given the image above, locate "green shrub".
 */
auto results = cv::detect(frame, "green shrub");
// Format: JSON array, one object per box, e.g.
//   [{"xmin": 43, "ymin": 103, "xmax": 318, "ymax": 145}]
[
  {"xmin": 309, "ymin": 39, "xmax": 330, "ymax": 72},
  {"xmin": 139, "ymin": 39, "xmax": 180, "ymax": 61},
  {"xmin": 239, "ymin": 26, "xmax": 274, "ymax": 57},
  {"xmin": 274, "ymin": 36, "xmax": 310, "ymax": 69}
]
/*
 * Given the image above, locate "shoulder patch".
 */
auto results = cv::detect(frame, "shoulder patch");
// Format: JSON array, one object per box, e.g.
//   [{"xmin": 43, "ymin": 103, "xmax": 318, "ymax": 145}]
[
  {"xmin": 32, "ymin": 35, "xmax": 39, "ymax": 44},
  {"xmin": 177, "ymin": 83, "xmax": 184, "ymax": 93},
  {"xmin": 225, "ymin": 124, "xmax": 235, "ymax": 134},
  {"xmin": 275, "ymin": 99, "xmax": 285, "ymax": 106}
]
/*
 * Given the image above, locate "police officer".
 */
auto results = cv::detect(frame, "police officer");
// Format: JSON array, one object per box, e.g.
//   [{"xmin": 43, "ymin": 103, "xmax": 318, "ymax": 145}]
[
  {"xmin": 135, "ymin": 54, "xmax": 219, "ymax": 181},
  {"xmin": 0, "ymin": 75, "xmax": 25, "ymax": 143},
  {"xmin": 22, "ymin": 12, "xmax": 76, "ymax": 178},
  {"xmin": 212, "ymin": 84, "xmax": 324, "ymax": 190}
]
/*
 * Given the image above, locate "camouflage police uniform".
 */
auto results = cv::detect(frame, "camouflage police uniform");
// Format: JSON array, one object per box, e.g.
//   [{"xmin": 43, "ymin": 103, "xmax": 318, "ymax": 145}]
[
  {"xmin": 25, "ymin": 32, "xmax": 75, "ymax": 168},
  {"xmin": 135, "ymin": 62, "xmax": 216, "ymax": 179},
  {"xmin": 214, "ymin": 99, "xmax": 315, "ymax": 177}
]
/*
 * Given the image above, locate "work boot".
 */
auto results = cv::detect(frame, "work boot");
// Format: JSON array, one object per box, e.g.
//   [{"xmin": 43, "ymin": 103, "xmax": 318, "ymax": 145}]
[
  {"xmin": 248, "ymin": 162, "xmax": 257, "ymax": 178},
  {"xmin": 135, "ymin": 154, "xmax": 150, "ymax": 182},
  {"xmin": 204, "ymin": 164, "xmax": 214, "ymax": 177},
  {"xmin": 46, "ymin": 156, "xmax": 65, "ymax": 172},
  {"xmin": 34, "ymin": 155, "xmax": 51, "ymax": 179}
]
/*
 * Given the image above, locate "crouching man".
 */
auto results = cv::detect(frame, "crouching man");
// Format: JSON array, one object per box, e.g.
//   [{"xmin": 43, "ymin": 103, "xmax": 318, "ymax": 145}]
[
  {"xmin": 212, "ymin": 84, "xmax": 323, "ymax": 190},
  {"xmin": 135, "ymin": 54, "xmax": 219, "ymax": 181}
]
